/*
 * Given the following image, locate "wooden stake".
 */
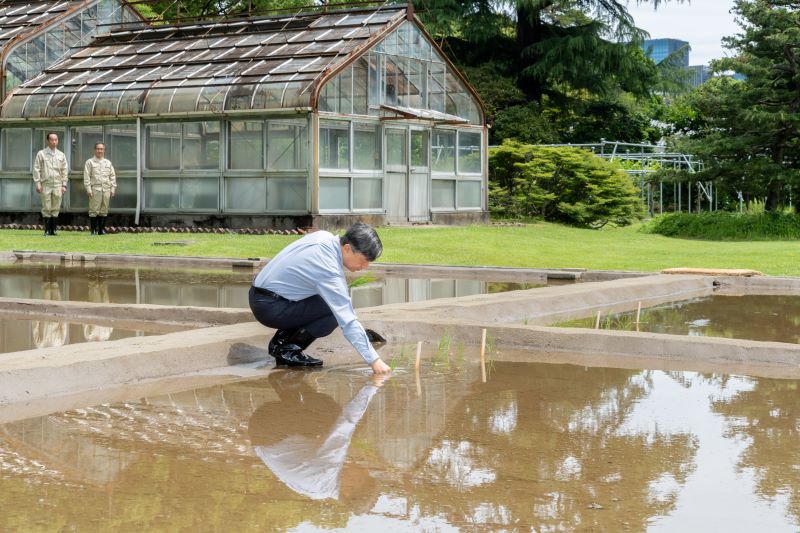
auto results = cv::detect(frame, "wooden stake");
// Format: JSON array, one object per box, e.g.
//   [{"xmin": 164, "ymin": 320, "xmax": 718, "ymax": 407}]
[
  {"xmin": 415, "ymin": 341, "xmax": 422, "ymax": 370},
  {"xmin": 636, "ymin": 301, "xmax": 642, "ymax": 324},
  {"xmin": 595, "ymin": 310, "xmax": 602, "ymax": 329},
  {"xmin": 480, "ymin": 328, "xmax": 487, "ymax": 383}
]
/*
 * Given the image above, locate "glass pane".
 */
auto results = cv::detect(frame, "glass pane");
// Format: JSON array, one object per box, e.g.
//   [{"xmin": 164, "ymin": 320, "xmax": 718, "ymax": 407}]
[
  {"xmin": 353, "ymin": 178, "xmax": 382, "ymax": 209},
  {"xmin": 319, "ymin": 76, "xmax": 337, "ymax": 113},
  {"xmin": 225, "ymin": 177, "xmax": 265, "ymax": 211},
  {"xmin": 267, "ymin": 177, "xmax": 306, "ymax": 211},
  {"xmin": 353, "ymin": 56, "xmax": 368, "ymax": 115},
  {"xmin": 338, "ymin": 66, "xmax": 353, "ymax": 115},
  {"xmin": 70, "ymin": 126, "xmax": 103, "ymax": 171},
  {"xmin": 368, "ymin": 53, "xmax": 380, "ymax": 108},
  {"xmin": 114, "ymin": 178, "xmax": 137, "ymax": 209},
  {"xmin": 94, "ymin": 90, "xmax": 123, "ymax": 115},
  {"xmin": 183, "ymin": 121, "xmax": 219, "ymax": 170},
  {"xmin": 432, "ymin": 129, "xmax": 455, "ymax": 173},
  {"xmin": 384, "ymin": 56, "xmax": 400, "ymax": 106},
  {"xmin": 386, "ymin": 129, "xmax": 406, "ymax": 168},
  {"xmin": 229, "ymin": 121, "xmax": 263, "ymax": 170},
  {"xmin": 143, "ymin": 87, "xmax": 173, "ymax": 114},
  {"xmin": 24, "ymin": 93, "xmax": 50, "ymax": 118},
  {"xmin": 319, "ymin": 120, "xmax": 349, "ymax": 170},
  {"xmin": 406, "ymin": 58, "xmax": 426, "ymax": 108},
  {"xmin": 353, "ymin": 122, "xmax": 381, "ymax": 171},
  {"xmin": 105, "ymin": 124, "xmax": 137, "ymax": 171},
  {"xmin": 268, "ymin": 121, "xmax": 307, "ymax": 171},
  {"xmin": 319, "ymin": 177, "xmax": 349, "ymax": 210},
  {"xmin": 410, "ymin": 129, "xmax": 428, "ymax": 168},
  {"xmin": 69, "ymin": 178, "xmax": 89, "ymax": 209},
  {"xmin": 181, "ymin": 177, "xmax": 219, "ymax": 210},
  {"xmin": 0, "ymin": 179, "xmax": 31, "ymax": 209},
  {"xmin": 432, "ymin": 179, "xmax": 455, "ymax": 209},
  {"xmin": 458, "ymin": 180, "xmax": 481, "ymax": 208},
  {"xmin": 144, "ymin": 178, "xmax": 179, "ymax": 209},
  {"xmin": 458, "ymin": 131, "xmax": 481, "ymax": 174},
  {"xmin": 145, "ymin": 123, "xmax": 180, "ymax": 170},
  {"xmin": 2, "ymin": 129, "xmax": 32, "ymax": 171},
  {"xmin": 428, "ymin": 62, "xmax": 445, "ymax": 113}
]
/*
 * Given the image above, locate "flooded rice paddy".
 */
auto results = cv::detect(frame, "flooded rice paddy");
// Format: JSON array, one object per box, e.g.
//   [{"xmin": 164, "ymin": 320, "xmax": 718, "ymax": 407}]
[
  {"xmin": 0, "ymin": 315, "xmax": 149, "ymax": 354},
  {"xmin": 0, "ymin": 263, "xmax": 544, "ymax": 309},
  {"xmin": 558, "ymin": 294, "xmax": 800, "ymax": 344},
  {"xmin": 1, "ymin": 360, "xmax": 798, "ymax": 531}
]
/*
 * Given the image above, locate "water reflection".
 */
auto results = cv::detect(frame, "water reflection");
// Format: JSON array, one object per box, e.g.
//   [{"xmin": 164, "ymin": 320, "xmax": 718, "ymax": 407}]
[
  {"xmin": 82, "ymin": 273, "xmax": 113, "ymax": 342},
  {"xmin": 32, "ymin": 266, "xmax": 66, "ymax": 348},
  {"xmin": 559, "ymin": 295, "xmax": 800, "ymax": 344},
  {"xmin": 1, "ymin": 362, "xmax": 798, "ymax": 530},
  {"xmin": 250, "ymin": 371, "xmax": 383, "ymax": 503},
  {"xmin": 0, "ymin": 262, "xmax": 544, "ymax": 310}
]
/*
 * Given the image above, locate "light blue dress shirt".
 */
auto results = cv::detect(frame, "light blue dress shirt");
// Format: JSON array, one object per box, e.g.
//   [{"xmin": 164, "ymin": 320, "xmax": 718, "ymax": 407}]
[{"xmin": 253, "ymin": 231, "xmax": 379, "ymax": 365}]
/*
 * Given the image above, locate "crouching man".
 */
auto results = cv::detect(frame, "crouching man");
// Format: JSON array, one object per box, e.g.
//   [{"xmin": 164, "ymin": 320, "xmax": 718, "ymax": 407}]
[{"xmin": 249, "ymin": 222, "xmax": 391, "ymax": 374}]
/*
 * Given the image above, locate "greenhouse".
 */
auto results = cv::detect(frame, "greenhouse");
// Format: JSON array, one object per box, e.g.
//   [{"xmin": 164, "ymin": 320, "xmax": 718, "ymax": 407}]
[{"xmin": 0, "ymin": 3, "xmax": 487, "ymax": 229}]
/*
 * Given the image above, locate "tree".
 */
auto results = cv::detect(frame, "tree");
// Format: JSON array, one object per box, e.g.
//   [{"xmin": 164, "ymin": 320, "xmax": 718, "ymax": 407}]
[
  {"xmin": 489, "ymin": 141, "xmax": 645, "ymax": 227},
  {"xmin": 669, "ymin": 0, "xmax": 800, "ymax": 211}
]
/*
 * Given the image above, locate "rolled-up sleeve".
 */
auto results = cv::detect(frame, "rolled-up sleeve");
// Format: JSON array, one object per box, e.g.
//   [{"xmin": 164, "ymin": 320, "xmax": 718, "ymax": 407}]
[{"xmin": 316, "ymin": 271, "xmax": 379, "ymax": 365}]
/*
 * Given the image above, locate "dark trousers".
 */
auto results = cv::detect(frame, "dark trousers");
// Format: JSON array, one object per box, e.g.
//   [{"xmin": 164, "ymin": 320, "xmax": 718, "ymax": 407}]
[{"xmin": 248, "ymin": 286, "xmax": 338, "ymax": 339}]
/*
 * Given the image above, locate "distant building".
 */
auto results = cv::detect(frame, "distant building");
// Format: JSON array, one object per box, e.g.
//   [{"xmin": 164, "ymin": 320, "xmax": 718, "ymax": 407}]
[
  {"xmin": 688, "ymin": 65, "xmax": 713, "ymax": 87},
  {"xmin": 642, "ymin": 38, "xmax": 690, "ymax": 67}
]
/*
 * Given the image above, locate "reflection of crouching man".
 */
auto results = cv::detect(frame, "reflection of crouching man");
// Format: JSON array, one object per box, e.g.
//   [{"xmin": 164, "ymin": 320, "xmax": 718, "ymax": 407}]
[
  {"xmin": 248, "ymin": 371, "xmax": 382, "ymax": 504},
  {"xmin": 84, "ymin": 142, "xmax": 116, "ymax": 236}
]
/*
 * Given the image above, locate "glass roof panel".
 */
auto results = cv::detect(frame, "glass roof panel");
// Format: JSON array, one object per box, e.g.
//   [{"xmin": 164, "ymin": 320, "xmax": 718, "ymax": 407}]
[
  {"xmin": 1, "ymin": 0, "xmax": 143, "ymax": 95},
  {"xmin": 1, "ymin": 7, "xmax": 476, "ymax": 118}
]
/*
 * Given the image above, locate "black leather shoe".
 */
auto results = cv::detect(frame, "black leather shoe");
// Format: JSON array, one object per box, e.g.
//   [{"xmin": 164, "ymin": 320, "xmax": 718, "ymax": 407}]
[{"xmin": 273, "ymin": 343, "xmax": 323, "ymax": 367}]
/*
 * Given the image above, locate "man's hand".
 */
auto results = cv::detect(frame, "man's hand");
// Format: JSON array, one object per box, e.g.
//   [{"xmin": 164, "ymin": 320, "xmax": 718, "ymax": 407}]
[
  {"xmin": 371, "ymin": 358, "xmax": 391, "ymax": 374},
  {"xmin": 35, "ymin": 184, "xmax": 42, "ymax": 193},
  {"xmin": 87, "ymin": 191, "xmax": 93, "ymax": 198},
  {"xmin": 111, "ymin": 191, "xmax": 115, "ymax": 197}
]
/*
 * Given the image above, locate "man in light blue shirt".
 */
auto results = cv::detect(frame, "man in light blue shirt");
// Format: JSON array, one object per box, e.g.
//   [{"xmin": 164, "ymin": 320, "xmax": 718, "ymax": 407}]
[{"xmin": 249, "ymin": 222, "xmax": 391, "ymax": 374}]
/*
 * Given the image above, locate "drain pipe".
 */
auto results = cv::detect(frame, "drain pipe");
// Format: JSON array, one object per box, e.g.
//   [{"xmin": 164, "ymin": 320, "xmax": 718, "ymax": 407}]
[{"xmin": 135, "ymin": 117, "xmax": 142, "ymax": 225}]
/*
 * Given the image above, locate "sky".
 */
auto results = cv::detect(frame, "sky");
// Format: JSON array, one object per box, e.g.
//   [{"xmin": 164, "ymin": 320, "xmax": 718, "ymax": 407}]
[{"xmin": 625, "ymin": 0, "xmax": 740, "ymax": 65}]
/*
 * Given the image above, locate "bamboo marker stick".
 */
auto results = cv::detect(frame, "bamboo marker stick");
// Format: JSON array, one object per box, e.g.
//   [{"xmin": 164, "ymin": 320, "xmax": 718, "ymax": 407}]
[
  {"xmin": 636, "ymin": 301, "xmax": 642, "ymax": 324},
  {"xmin": 595, "ymin": 310, "xmax": 602, "ymax": 329},
  {"xmin": 415, "ymin": 341, "xmax": 422, "ymax": 370},
  {"xmin": 480, "ymin": 328, "xmax": 487, "ymax": 383}
]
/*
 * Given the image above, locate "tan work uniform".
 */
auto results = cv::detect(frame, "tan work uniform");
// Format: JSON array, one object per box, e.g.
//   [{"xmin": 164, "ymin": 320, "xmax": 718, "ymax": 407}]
[
  {"xmin": 84, "ymin": 156, "xmax": 116, "ymax": 217},
  {"xmin": 32, "ymin": 148, "xmax": 68, "ymax": 217}
]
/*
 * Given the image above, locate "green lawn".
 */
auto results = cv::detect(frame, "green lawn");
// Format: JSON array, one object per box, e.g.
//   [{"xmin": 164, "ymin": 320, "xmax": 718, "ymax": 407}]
[{"xmin": 2, "ymin": 222, "xmax": 799, "ymax": 276}]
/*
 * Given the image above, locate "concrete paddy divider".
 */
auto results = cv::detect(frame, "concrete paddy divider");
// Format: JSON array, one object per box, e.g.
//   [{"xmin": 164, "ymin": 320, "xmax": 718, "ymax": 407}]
[{"xmin": 1, "ymin": 271, "xmax": 799, "ymax": 409}]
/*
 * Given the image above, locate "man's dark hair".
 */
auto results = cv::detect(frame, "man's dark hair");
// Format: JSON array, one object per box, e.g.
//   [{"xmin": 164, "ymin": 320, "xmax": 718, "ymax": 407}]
[
  {"xmin": 340, "ymin": 222, "xmax": 382, "ymax": 261},
  {"xmin": 46, "ymin": 132, "xmax": 58, "ymax": 142},
  {"xmin": 94, "ymin": 142, "xmax": 105, "ymax": 149}
]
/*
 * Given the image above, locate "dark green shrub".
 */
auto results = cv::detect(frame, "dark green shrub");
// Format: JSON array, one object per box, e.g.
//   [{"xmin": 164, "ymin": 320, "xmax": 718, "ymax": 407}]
[
  {"xmin": 643, "ymin": 211, "xmax": 800, "ymax": 240},
  {"xmin": 489, "ymin": 140, "xmax": 645, "ymax": 228}
]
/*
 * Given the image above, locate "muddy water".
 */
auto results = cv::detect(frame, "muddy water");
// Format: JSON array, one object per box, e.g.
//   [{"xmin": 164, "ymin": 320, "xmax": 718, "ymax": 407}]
[
  {"xmin": 0, "ymin": 263, "xmax": 543, "ymax": 309},
  {"xmin": 0, "ymin": 315, "xmax": 149, "ymax": 354},
  {"xmin": 1, "ymin": 361, "xmax": 798, "ymax": 531},
  {"xmin": 559, "ymin": 294, "xmax": 800, "ymax": 344}
]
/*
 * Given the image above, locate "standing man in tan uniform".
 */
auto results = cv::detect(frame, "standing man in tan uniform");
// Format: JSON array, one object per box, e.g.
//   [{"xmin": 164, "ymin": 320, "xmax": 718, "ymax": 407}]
[
  {"xmin": 32, "ymin": 132, "xmax": 69, "ymax": 236},
  {"xmin": 84, "ymin": 141, "xmax": 116, "ymax": 235}
]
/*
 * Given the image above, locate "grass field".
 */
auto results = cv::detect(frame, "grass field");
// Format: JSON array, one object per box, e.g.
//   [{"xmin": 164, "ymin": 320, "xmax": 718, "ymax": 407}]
[{"xmin": 2, "ymin": 222, "xmax": 799, "ymax": 276}]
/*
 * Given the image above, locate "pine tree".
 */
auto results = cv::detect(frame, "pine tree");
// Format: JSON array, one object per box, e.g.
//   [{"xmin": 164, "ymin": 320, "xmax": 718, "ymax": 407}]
[{"xmin": 676, "ymin": 0, "xmax": 800, "ymax": 211}]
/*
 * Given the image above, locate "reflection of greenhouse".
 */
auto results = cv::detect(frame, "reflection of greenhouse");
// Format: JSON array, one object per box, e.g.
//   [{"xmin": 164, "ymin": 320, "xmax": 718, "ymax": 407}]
[{"xmin": 0, "ymin": 3, "xmax": 487, "ymax": 228}]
